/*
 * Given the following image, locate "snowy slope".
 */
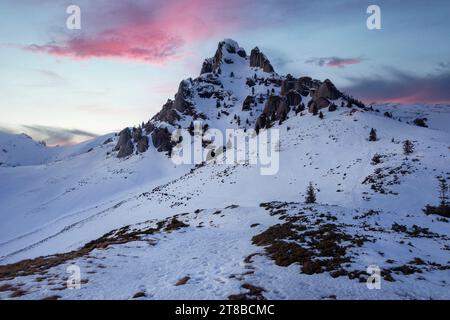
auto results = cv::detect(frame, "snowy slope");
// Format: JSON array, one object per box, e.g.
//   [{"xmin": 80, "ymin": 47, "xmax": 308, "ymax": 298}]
[
  {"xmin": 0, "ymin": 39, "xmax": 449, "ymax": 300},
  {"xmin": 0, "ymin": 131, "xmax": 116, "ymax": 167},
  {"xmin": 369, "ymin": 103, "xmax": 450, "ymax": 133}
]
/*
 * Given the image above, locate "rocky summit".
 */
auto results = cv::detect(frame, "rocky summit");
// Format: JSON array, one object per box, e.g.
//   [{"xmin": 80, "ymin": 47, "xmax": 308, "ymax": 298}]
[{"xmin": 112, "ymin": 39, "xmax": 363, "ymax": 158}]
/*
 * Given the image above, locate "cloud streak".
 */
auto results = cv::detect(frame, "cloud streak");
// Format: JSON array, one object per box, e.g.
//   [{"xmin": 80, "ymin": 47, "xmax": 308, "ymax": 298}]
[
  {"xmin": 22, "ymin": 125, "xmax": 98, "ymax": 146},
  {"xmin": 21, "ymin": 0, "xmax": 256, "ymax": 63},
  {"xmin": 306, "ymin": 56, "xmax": 363, "ymax": 68},
  {"xmin": 343, "ymin": 67, "xmax": 450, "ymax": 104}
]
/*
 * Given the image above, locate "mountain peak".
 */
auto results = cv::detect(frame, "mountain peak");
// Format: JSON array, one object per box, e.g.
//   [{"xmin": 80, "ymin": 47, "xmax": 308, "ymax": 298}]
[
  {"xmin": 200, "ymin": 39, "xmax": 248, "ymax": 75},
  {"xmin": 114, "ymin": 39, "xmax": 367, "ymax": 158}
]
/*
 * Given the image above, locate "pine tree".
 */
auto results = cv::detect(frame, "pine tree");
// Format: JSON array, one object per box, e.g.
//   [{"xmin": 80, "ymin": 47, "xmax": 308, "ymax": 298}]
[
  {"xmin": 369, "ymin": 128, "xmax": 377, "ymax": 141},
  {"xmin": 305, "ymin": 182, "xmax": 316, "ymax": 204},
  {"xmin": 403, "ymin": 140, "xmax": 414, "ymax": 155},
  {"xmin": 438, "ymin": 177, "xmax": 448, "ymax": 207},
  {"xmin": 251, "ymin": 87, "xmax": 255, "ymax": 95},
  {"xmin": 216, "ymin": 100, "xmax": 220, "ymax": 108},
  {"xmin": 319, "ymin": 111, "xmax": 324, "ymax": 119},
  {"xmin": 230, "ymin": 71, "xmax": 234, "ymax": 78}
]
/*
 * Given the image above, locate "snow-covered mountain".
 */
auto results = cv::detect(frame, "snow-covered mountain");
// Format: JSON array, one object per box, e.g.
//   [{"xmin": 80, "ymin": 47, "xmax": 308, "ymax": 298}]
[{"xmin": 0, "ymin": 39, "xmax": 449, "ymax": 300}]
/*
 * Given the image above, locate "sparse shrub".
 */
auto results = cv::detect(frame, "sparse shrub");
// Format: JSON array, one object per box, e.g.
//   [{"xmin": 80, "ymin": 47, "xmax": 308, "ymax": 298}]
[
  {"xmin": 403, "ymin": 140, "xmax": 414, "ymax": 155},
  {"xmin": 371, "ymin": 153, "xmax": 382, "ymax": 165},
  {"xmin": 413, "ymin": 118, "xmax": 428, "ymax": 128}
]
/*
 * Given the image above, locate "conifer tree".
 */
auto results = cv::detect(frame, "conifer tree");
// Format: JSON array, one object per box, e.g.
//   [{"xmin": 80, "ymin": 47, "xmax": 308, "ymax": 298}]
[
  {"xmin": 305, "ymin": 182, "xmax": 316, "ymax": 204},
  {"xmin": 403, "ymin": 140, "xmax": 414, "ymax": 155},
  {"xmin": 369, "ymin": 128, "xmax": 377, "ymax": 141}
]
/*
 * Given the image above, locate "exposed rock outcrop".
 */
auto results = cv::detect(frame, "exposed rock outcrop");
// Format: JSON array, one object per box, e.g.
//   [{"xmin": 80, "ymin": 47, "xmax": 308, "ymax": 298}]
[
  {"xmin": 286, "ymin": 90, "xmax": 302, "ymax": 106},
  {"xmin": 276, "ymin": 100, "xmax": 290, "ymax": 123},
  {"xmin": 113, "ymin": 39, "xmax": 356, "ymax": 158},
  {"xmin": 136, "ymin": 136, "xmax": 149, "ymax": 153},
  {"xmin": 315, "ymin": 97, "xmax": 331, "ymax": 109},
  {"xmin": 250, "ymin": 47, "xmax": 274, "ymax": 73},
  {"xmin": 242, "ymin": 95, "xmax": 255, "ymax": 111},
  {"xmin": 211, "ymin": 39, "xmax": 246, "ymax": 72},
  {"xmin": 314, "ymin": 79, "xmax": 341, "ymax": 101},
  {"xmin": 263, "ymin": 95, "xmax": 284, "ymax": 116},
  {"xmin": 173, "ymin": 80, "xmax": 192, "ymax": 113},
  {"xmin": 200, "ymin": 58, "xmax": 213, "ymax": 75},
  {"xmin": 151, "ymin": 127, "xmax": 172, "ymax": 153},
  {"xmin": 152, "ymin": 100, "xmax": 180, "ymax": 125},
  {"xmin": 114, "ymin": 128, "xmax": 134, "ymax": 158}
]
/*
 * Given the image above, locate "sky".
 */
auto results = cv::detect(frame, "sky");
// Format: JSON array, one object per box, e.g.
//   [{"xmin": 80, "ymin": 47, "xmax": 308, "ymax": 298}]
[{"xmin": 0, "ymin": 0, "xmax": 449, "ymax": 145}]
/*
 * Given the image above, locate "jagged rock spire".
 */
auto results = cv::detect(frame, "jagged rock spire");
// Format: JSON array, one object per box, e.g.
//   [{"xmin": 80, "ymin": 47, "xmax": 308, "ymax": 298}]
[{"xmin": 250, "ymin": 47, "xmax": 274, "ymax": 73}]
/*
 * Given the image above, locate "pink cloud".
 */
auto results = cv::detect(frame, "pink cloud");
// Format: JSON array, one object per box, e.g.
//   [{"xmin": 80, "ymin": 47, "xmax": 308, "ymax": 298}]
[
  {"xmin": 23, "ymin": 0, "xmax": 245, "ymax": 63},
  {"xmin": 344, "ymin": 68, "xmax": 450, "ymax": 104},
  {"xmin": 306, "ymin": 56, "xmax": 363, "ymax": 68}
]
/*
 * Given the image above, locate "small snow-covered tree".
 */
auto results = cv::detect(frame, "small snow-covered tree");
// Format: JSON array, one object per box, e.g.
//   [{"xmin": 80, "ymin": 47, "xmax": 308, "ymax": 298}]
[
  {"xmin": 403, "ymin": 140, "xmax": 414, "ymax": 155},
  {"xmin": 369, "ymin": 128, "xmax": 377, "ymax": 141},
  {"xmin": 305, "ymin": 182, "xmax": 316, "ymax": 204},
  {"xmin": 439, "ymin": 177, "xmax": 448, "ymax": 207}
]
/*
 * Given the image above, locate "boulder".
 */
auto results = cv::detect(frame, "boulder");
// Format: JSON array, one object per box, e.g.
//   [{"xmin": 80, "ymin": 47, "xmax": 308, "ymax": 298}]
[
  {"xmin": 308, "ymin": 100, "xmax": 317, "ymax": 114},
  {"xmin": 242, "ymin": 95, "xmax": 255, "ymax": 111}
]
